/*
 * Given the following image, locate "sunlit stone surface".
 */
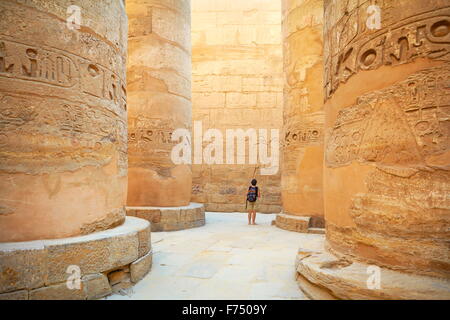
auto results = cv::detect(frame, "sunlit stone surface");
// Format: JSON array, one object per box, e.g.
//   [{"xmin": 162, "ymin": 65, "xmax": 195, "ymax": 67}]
[
  {"xmin": 296, "ymin": 0, "xmax": 450, "ymax": 299},
  {"xmin": 277, "ymin": 0, "xmax": 325, "ymax": 232},
  {"xmin": 190, "ymin": 0, "xmax": 283, "ymax": 213},
  {"xmin": 126, "ymin": 0, "xmax": 192, "ymax": 207},
  {"xmin": 0, "ymin": 0, "xmax": 128, "ymax": 242}
]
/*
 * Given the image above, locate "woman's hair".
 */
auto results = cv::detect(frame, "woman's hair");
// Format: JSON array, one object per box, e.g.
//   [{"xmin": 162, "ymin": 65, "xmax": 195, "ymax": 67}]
[{"xmin": 251, "ymin": 179, "xmax": 257, "ymax": 186}]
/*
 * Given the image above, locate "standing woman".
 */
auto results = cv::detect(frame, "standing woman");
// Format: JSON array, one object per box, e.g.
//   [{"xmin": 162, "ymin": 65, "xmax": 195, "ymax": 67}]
[{"xmin": 246, "ymin": 179, "xmax": 260, "ymax": 225}]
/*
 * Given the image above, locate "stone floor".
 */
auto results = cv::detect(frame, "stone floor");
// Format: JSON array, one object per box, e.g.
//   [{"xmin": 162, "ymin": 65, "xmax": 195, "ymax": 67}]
[{"xmin": 105, "ymin": 212, "xmax": 324, "ymax": 300}]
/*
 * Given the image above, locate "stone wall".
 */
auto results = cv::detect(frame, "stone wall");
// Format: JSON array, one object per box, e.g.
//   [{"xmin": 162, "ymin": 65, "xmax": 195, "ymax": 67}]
[
  {"xmin": 0, "ymin": 0, "xmax": 128, "ymax": 242},
  {"xmin": 127, "ymin": 0, "xmax": 192, "ymax": 207},
  {"xmin": 191, "ymin": 0, "xmax": 283, "ymax": 213},
  {"xmin": 280, "ymin": 0, "xmax": 324, "ymax": 225}
]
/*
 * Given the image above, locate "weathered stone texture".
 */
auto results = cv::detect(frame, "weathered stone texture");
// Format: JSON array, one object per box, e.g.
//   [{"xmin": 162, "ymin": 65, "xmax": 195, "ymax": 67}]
[
  {"xmin": 0, "ymin": 290, "xmax": 28, "ymax": 300},
  {"xmin": 0, "ymin": 217, "xmax": 152, "ymax": 299},
  {"xmin": 275, "ymin": 213, "xmax": 325, "ymax": 234},
  {"xmin": 126, "ymin": 0, "xmax": 193, "ymax": 207},
  {"xmin": 287, "ymin": 0, "xmax": 450, "ymax": 299},
  {"xmin": 82, "ymin": 273, "xmax": 112, "ymax": 300},
  {"xmin": 0, "ymin": 242, "xmax": 47, "ymax": 293},
  {"xmin": 191, "ymin": 0, "xmax": 283, "ymax": 213},
  {"xmin": 0, "ymin": 0, "xmax": 128, "ymax": 242},
  {"xmin": 130, "ymin": 251, "xmax": 153, "ymax": 283},
  {"xmin": 280, "ymin": 0, "xmax": 325, "ymax": 226},
  {"xmin": 29, "ymin": 282, "xmax": 87, "ymax": 300},
  {"xmin": 321, "ymin": 0, "xmax": 450, "ymax": 280},
  {"xmin": 295, "ymin": 239, "xmax": 450, "ymax": 300},
  {"xmin": 127, "ymin": 202, "xmax": 205, "ymax": 232},
  {"xmin": 275, "ymin": 213, "xmax": 310, "ymax": 233}
]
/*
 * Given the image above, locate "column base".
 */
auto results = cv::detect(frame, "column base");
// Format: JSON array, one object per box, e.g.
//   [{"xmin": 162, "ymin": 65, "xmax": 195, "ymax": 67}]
[
  {"xmin": 0, "ymin": 217, "xmax": 152, "ymax": 300},
  {"xmin": 126, "ymin": 202, "xmax": 205, "ymax": 232},
  {"xmin": 295, "ymin": 238, "xmax": 450, "ymax": 300},
  {"xmin": 274, "ymin": 213, "xmax": 325, "ymax": 234}
]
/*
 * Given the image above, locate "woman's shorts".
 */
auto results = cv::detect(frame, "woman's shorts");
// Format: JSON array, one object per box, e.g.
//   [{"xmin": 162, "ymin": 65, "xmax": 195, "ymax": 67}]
[{"xmin": 247, "ymin": 201, "xmax": 257, "ymax": 211}]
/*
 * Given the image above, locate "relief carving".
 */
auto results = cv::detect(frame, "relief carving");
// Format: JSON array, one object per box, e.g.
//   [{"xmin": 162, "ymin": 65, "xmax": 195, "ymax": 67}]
[
  {"xmin": 326, "ymin": 63, "xmax": 450, "ymax": 169},
  {"xmin": 0, "ymin": 94, "xmax": 127, "ymax": 174},
  {"xmin": 324, "ymin": 6, "xmax": 450, "ymax": 99},
  {"xmin": 0, "ymin": 39, "xmax": 127, "ymax": 110}
]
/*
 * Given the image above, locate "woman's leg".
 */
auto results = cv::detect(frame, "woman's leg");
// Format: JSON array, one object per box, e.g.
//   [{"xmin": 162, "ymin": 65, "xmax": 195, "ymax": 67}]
[{"xmin": 251, "ymin": 210, "xmax": 256, "ymax": 224}]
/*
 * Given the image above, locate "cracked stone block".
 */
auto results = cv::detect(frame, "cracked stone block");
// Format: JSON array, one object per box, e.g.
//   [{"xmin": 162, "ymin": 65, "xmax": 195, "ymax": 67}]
[
  {"xmin": 82, "ymin": 273, "xmax": 112, "ymax": 300},
  {"xmin": 130, "ymin": 251, "xmax": 153, "ymax": 283},
  {"xmin": 0, "ymin": 241, "xmax": 47, "ymax": 293},
  {"xmin": 0, "ymin": 290, "xmax": 29, "ymax": 300},
  {"xmin": 29, "ymin": 282, "xmax": 87, "ymax": 300}
]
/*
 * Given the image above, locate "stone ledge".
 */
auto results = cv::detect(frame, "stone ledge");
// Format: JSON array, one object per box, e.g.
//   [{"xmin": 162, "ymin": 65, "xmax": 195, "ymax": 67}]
[
  {"xmin": 126, "ymin": 202, "xmax": 205, "ymax": 232},
  {"xmin": 205, "ymin": 203, "xmax": 282, "ymax": 213},
  {"xmin": 0, "ymin": 217, "xmax": 152, "ymax": 300},
  {"xmin": 275, "ymin": 213, "xmax": 325, "ymax": 234},
  {"xmin": 295, "ymin": 243, "xmax": 450, "ymax": 300}
]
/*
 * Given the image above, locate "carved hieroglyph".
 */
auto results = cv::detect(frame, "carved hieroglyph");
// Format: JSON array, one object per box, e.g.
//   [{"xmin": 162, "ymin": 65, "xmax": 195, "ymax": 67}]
[
  {"xmin": 281, "ymin": 0, "xmax": 324, "ymax": 221},
  {"xmin": 127, "ymin": 0, "xmax": 192, "ymax": 207},
  {"xmin": 323, "ymin": 0, "xmax": 450, "ymax": 278},
  {"xmin": 0, "ymin": 0, "xmax": 128, "ymax": 242}
]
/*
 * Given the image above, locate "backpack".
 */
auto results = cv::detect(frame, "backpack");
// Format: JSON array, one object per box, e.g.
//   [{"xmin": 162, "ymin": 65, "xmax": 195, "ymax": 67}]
[{"xmin": 247, "ymin": 186, "xmax": 258, "ymax": 202}]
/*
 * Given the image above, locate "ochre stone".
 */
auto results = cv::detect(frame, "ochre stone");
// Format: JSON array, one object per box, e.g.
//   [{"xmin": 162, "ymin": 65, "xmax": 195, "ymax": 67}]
[
  {"xmin": 0, "ymin": 290, "xmax": 28, "ymax": 300},
  {"xmin": 127, "ymin": 202, "xmax": 205, "ymax": 232},
  {"xmin": 130, "ymin": 251, "xmax": 153, "ymax": 283},
  {"xmin": 191, "ymin": 0, "xmax": 283, "ymax": 213},
  {"xmin": 278, "ymin": 0, "xmax": 325, "ymax": 230},
  {"xmin": 30, "ymin": 282, "xmax": 87, "ymax": 300},
  {"xmin": 0, "ymin": 241, "xmax": 47, "ymax": 293},
  {"xmin": 322, "ymin": 0, "xmax": 450, "ymax": 279},
  {"xmin": 0, "ymin": 217, "xmax": 151, "ymax": 298},
  {"xmin": 275, "ymin": 213, "xmax": 310, "ymax": 233},
  {"xmin": 126, "ymin": 0, "xmax": 192, "ymax": 207},
  {"xmin": 0, "ymin": 0, "xmax": 128, "ymax": 242},
  {"xmin": 293, "ymin": 0, "xmax": 450, "ymax": 299},
  {"xmin": 82, "ymin": 273, "xmax": 112, "ymax": 300},
  {"xmin": 107, "ymin": 269, "xmax": 130, "ymax": 286},
  {"xmin": 295, "ymin": 239, "xmax": 450, "ymax": 300}
]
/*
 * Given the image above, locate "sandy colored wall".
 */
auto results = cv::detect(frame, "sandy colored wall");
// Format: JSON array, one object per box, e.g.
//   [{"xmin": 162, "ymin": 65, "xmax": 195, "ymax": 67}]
[
  {"xmin": 191, "ymin": 0, "xmax": 283, "ymax": 213},
  {"xmin": 281, "ymin": 0, "xmax": 324, "ymax": 222},
  {"xmin": 127, "ymin": 0, "xmax": 192, "ymax": 207},
  {"xmin": 323, "ymin": 0, "xmax": 450, "ymax": 278},
  {"xmin": 0, "ymin": 0, "xmax": 128, "ymax": 242}
]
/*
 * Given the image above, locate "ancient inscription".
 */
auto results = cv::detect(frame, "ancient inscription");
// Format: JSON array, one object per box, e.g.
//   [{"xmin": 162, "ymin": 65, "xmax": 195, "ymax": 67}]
[
  {"xmin": 324, "ymin": 6, "xmax": 450, "ymax": 99},
  {"xmin": 0, "ymin": 39, "xmax": 126, "ymax": 110},
  {"xmin": 128, "ymin": 117, "xmax": 177, "ymax": 149},
  {"xmin": 284, "ymin": 127, "xmax": 322, "ymax": 148},
  {"xmin": 326, "ymin": 63, "xmax": 450, "ymax": 167},
  {"xmin": 0, "ymin": 94, "xmax": 127, "ymax": 174}
]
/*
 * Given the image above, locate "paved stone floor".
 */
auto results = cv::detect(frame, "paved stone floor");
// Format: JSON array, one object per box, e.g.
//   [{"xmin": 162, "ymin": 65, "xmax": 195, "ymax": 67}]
[{"xmin": 105, "ymin": 212, "xmax": 324, "ymax": 300}]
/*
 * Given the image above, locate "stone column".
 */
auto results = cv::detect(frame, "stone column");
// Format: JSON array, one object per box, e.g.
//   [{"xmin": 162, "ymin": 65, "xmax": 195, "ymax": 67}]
[
  {"xmin": 296, "ymin": 0, "xmax": 450, "ymax": 299},
  {"xmin": 0, "ymin": 0, "xmax": 152, "ymax": 300},
  {"xmin": 126, "ymin": 0, "xmax": 205, "ymax": 231},
  {"xmin": 276, "ymin": 0, "xmax": 325, "ymax": 233}
]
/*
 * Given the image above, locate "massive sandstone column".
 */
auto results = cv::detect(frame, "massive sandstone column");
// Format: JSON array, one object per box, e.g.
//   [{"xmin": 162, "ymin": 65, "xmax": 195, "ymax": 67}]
[
  {"xmin": 276, "ymin": 0, "xmax": 325, "ymax": 233},
  {"xmin": 126, "ymin": 0, "xmax": 205, "ymax": 231},
  {"xmin": 0, "ymin": 0, "xmax": 128, "ymax": 242},
  {"xmin": 0, "ymin": 0, "xmax": 152, "ymax": 300},
  {"xmin": 296, "ymin": 0, "xmax": 450, "ymax": 299}
]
